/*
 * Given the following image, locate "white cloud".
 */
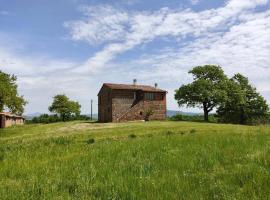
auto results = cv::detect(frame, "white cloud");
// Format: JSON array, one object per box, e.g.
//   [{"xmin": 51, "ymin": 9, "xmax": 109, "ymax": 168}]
[
  {"xmin": 0, "ymin": 10, "xmax": 11, "ymax": 15},
  {"xmin": 65, "ymin": 0, "xmax": 269, "ymax": 74},
  {"xmin": 190, "ymin": 0, "xmax": 200, "ymax": 5},
  {"xmin": 64, "ymin": 5, "xmax": 129, "ymax": 45},
  {"xmin": 1, "ymin": 0, "xmax": 270, "ymax": 114}
]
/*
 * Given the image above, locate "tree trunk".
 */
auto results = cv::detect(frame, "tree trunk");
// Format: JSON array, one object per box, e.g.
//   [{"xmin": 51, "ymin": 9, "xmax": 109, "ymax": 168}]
[
  {"xmin": 62, "ymin": 114, "xmax": 65, "ymax": 122},
  {"xmin": 203, "ymin": 103, "xmax": 209, "ymax": 121}
]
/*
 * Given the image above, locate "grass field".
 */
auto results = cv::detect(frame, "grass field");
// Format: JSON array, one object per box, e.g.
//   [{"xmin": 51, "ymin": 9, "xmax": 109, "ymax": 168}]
[{"xmin": 0, "ymin": 121, "xmax": 270, "ymax": 199}]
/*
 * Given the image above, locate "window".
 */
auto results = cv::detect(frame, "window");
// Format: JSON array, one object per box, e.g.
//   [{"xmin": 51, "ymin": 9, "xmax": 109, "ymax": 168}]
[{"xmin": 144, "ymin": 93, "xmax": 155, "ymax": 100}]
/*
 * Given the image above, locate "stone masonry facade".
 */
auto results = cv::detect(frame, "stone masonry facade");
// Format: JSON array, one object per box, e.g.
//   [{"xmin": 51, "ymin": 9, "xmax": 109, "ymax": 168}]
[{"xmin": 98, "ymin": 83, "xmax": 167, "ymax": 122}]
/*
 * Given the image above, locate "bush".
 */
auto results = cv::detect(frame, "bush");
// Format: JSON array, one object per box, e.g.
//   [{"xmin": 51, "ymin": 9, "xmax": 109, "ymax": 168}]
[
  {"xmin": 180, "ymin": 131, "xmax": 185, "ymax": 135},
  {"xmin": 165, "ymin": 130, "xmax": 174, "ymax": 135},
  {"xmin": 169, "ymin": 114, "xmax": 218, "ymax": 123},
  {"xmin": 246, "ymin": 116, "xmax": 270, "ymax": 125},
  {"xmin": 144, "ymin": 109, "xmax": 154, "ymax": 121},
  {"xmin": 129, "ymin": 134, "xmax": 137, "ymax": 138},
  {"xmin": 86, "ymin": 138, "xmax": 95, "ymax": 144},
  {"xmin": 0, "ymin": 148, "xmax": 5, "ymax": 162},
  {"xmin": 190, "ymin": 129, "xmax": 197, "ymax": 134},
  {"xmin": 30, "ymin": 114, "xmax": 90, "ymax": 124}
]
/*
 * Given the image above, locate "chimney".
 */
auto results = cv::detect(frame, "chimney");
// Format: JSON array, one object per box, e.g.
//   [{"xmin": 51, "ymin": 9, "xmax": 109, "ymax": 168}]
[
  {"xmin": 154, "ymin": 83, "xmax": 158, "ymax": 89},
  {"xmin": 133, "ymin": 79, "xmax": 137, "ymax": 86}
]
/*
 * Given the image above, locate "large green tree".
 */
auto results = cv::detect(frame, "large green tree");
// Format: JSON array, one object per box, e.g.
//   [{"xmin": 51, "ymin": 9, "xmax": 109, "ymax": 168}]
[
  {"xmin": 49, "ymin": 94, "xmax": 81, "ymax": 121},
  {"xmin": 175, "ymin": 65, "xmax": 228, "ymax": 121},
  {"xmin": 0, "ymin": 71, "xmax": 27, "ymax": 115},
  {"xmin": 217, "ymin": 73, "xmax": 269, "ymax": 124}
]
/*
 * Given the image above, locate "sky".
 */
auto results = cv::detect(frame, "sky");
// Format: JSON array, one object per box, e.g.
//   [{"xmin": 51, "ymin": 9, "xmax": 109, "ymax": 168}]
[{"xmin": 0, "ymin": 0, "xmax": 269, "ymax": 115}]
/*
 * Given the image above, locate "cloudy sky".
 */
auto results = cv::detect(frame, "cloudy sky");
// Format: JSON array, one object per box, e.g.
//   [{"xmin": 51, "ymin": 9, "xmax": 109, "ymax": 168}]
[{"xmin": 0, "ymin": 0, "xmax": 269, "ymax": 114}]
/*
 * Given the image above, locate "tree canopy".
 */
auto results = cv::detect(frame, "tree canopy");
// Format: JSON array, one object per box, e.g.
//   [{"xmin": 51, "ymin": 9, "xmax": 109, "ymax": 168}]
[
  {"xmin": 217, "ymin": 73, "xmax": 269, "ymax": 124},
  {"xmin": 175, "ymin": 65, "xmax": 228, "ymax": 121},
  {"xmin": 49, "ymin": 94, "xmax": 81, "ymax": 121},
  {"xmin": 175, "ymin": 65, "xmax": 269, "ymax": 124},
  {"xmin": 0, "ymin": 71, "xmax": 27, "ymax": 115}
]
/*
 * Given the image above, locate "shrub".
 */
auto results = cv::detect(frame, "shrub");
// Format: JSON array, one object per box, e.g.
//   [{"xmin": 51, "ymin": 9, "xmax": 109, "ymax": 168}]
[
  {"xmin": 0, "ymin": 148, "xmax": 5, "ymax": 162},
  {"xmin": 246, "ymin": 115, "xmax": 270, "ymax": 125},
  {"xmin": 86, "ymin": 138, "xmax": 95, "ymax": 144},
  {"xmin": 30, "ymin": 114, "xmax": 90, "ymax": 124},
  {"xmin": 170, "ymin": 114, "xmax": 183, "ymax": 121},
  {"xmin": 169, "ymin": 114, "xmax": 218, "ymax": 123},
  {"xmin": 190, "ymin": 129, "xmax": 197, "ymax": 134},
  {"xmin": 165, "ymin": 130, "xmax": 174, "ymax": 135},
  {"xmin": 144, "ymin": 109, "xmax": 154, "ymax": 121},
  {"xmin": 129, "ymin": 134, "xmax": 137, "ymax": 138}
]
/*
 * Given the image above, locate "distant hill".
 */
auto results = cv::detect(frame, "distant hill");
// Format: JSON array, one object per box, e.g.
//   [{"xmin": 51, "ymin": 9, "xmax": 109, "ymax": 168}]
[
  {"xmin": 85, "ymin": 114, "xmax": 98, "ymax": 120},
  {"xmin": 25, "ymin": 113, "xmax": 99, "ymax": 120},
  {"xmin": 166, "ymin": 110, "xmax": 202, "ymax": 117},
  {"xmin": 25, "ymin": 111, "xmax": 199, "ymax": 120},
  {"xmin": 24, "ymin": 112, "xmax": 44, "ymax": 120}
]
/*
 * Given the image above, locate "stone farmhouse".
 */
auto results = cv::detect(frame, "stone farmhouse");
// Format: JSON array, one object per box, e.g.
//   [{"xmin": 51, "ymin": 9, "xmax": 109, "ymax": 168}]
[
  {"xmin": 98, "ymin": 80, "xmax": 167, "ymax": 122},
  {"xmin": 0, "ymin": 112, "xmax": 25, "ymax": 128}
]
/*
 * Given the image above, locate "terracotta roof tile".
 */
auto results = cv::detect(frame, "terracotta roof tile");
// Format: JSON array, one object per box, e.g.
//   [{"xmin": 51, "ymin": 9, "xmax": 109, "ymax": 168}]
[{"xmin": 103, "ymin": 83, "xmax": 166, "ymax": 92}]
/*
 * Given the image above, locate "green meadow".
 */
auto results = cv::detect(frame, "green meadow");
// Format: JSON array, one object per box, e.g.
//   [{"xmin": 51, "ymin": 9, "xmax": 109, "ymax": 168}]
[{"xmin": 0, "ymin": 121, "xmax": 270, "ymax": 199}]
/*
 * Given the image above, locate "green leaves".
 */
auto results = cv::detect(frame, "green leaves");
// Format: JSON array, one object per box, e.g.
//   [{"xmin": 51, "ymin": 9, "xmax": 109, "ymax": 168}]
[
  {"xmin": 175, "ymin": 65, "xmax": 228, "ymax": 121},
  {"xmin": 217, "ymin": 74, "xmax": 269, "ymax": 124},
  {"xmin": 49, "ymin": 94, "xmax": 81, "ymax": 121},
  {"xmin": 175, "ymin": 65, "xmax": 269, "ymax": 124},
  {"xmin": 0, "ymin": 71, "xmax": 27, "ymax": 115}
]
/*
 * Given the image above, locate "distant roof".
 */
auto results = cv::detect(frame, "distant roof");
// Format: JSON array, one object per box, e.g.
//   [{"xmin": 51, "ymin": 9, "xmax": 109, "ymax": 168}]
[
  {"xmin": 103, "ymin": 83, "xmax": 166, "ymax": 92},
  {"xmin": 0, "ymin": 112, "xmax": 24, "ymax": 118}
]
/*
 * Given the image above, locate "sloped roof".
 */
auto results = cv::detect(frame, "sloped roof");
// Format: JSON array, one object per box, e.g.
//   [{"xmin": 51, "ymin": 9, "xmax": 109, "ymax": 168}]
[
  {"xmin": 0, "ymin": 112, "xmax": 24, "ymax": 119},
  {"xmin": 103, "ymin": 83, "xmax": 166, "ymax": 92}
]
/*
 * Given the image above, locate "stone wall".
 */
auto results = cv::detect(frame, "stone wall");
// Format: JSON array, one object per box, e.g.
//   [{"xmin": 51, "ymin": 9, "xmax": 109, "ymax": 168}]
[
  {"xmin": 0, "ymin": 115, "xmax": 25, "ymax": 128},
  {"xmin": 98, "ymin": 85, "xmax": 112, "ymax": 122},
  {"xmin": 98, "ymin": 86, "xmax": 167, "ymax": 123},
  {"xmin": 112, "ymin": 90, "xmax": 166, "ymax": 122}
]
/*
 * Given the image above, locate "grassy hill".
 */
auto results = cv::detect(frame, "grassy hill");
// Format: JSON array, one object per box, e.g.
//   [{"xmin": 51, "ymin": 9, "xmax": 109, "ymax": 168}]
[{"xmin": 0, "ymin": 121, "xmax": 270, "ymax": 199}]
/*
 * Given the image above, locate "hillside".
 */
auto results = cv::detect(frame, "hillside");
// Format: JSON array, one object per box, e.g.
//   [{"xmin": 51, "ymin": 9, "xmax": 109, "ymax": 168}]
[{"xmin": 0, "ymin": 121, "xmax": 270, "ymax": 199}]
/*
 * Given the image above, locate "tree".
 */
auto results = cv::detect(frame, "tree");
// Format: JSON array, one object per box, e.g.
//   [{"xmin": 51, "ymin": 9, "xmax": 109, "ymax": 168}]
[
  {"xmin": 175, "ymin": 65, "xmax": 228, "ymax": 121},
  {"xmin": 0, "ymin": 71, "xmax": 27, "ymax": 115},
  {"xmin": 217, "ymin": 73, "xmax": 269, "ymax": 124},
  {"xmin": 48, "ymin": 94, "xmax": 81, "ymax": 121}
]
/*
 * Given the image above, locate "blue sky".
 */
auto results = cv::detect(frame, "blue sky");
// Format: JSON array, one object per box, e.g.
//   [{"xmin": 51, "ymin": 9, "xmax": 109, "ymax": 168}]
[{"xmin": 0, "ymin": 0, "xmax": 269, "ymax": 114}]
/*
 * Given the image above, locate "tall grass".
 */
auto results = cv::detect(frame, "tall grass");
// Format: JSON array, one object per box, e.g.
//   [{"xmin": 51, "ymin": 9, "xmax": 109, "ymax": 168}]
[{"xmin": 0, "ymin": 121, "xmax": 270, "ymax": 199}]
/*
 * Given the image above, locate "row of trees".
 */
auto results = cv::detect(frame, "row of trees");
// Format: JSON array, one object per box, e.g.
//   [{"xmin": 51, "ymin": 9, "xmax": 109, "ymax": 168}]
[
  {"xmin": 1, "ymin": 70, "xmax": 82, "ymax": 122},
  {"xmin": 175, "ymin": 65, "xmax": 269, "ymax": 124},
  {"xmin": 2, "ymin": 67, "xmax": 269, "ymax": 125}
]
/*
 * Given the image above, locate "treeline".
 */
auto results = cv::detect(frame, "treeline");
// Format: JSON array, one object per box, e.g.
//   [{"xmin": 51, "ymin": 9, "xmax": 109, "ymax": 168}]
[
  {"xmin": 29, "ymin": 94, "xmax": 91, "ymax": 124},
  {"xmin": 169, "ymin": 113, "xmax": 270, "ymax": 125},
  {"xmin": 175, "ymin": 65, "xmax": 269, "ymax": 125},
  {"xmin": 169, "ymin": 114, "xmax": 218, "ymax": 123},
  {"xmin": 30, "ymin": 114, "xmax": 90, "ymax": 124}
]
